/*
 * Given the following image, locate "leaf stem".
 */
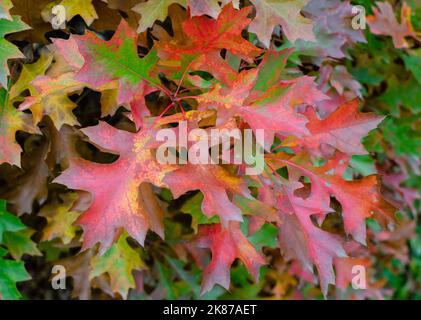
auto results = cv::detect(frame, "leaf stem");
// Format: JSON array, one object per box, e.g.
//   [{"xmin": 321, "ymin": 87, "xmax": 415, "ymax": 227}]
[{"xmin": 174, "ymin": 60, "xmax": 194, "ymax": 98}]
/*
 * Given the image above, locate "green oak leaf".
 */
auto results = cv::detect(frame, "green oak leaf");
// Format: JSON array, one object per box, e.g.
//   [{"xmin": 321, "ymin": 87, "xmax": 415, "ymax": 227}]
[
  {"xmin": 0, "ymin": 247, "xmax": 31, "ymax": 300},
  {"xmin": 3, "ymin": 229, "xmax": 41, "ymax": 260},
  {"xmin": 90, "ymin": 233, "xmax": 144, "ymax": 299},
  {"xmin": 0, "ymin": 15, "xmax": 30, "ymax": 87},
  {"xmin": 0, "ymin": 199, "xmax": 25, "ymax": 242}
]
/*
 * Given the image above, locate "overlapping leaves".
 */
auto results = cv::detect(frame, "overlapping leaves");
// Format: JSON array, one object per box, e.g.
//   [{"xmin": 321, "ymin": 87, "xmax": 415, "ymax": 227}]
[{"xmin": 0, "ymin": 0, "xmax": 417, "ymax": 300}]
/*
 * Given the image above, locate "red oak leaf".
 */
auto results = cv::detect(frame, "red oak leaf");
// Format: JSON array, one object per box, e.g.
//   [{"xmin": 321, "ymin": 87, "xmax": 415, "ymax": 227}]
[
  {"xmin": 189, "ymin": 51, "xmax": 238, "ymax": 87},
  {"xmin": 383, "ymin": 172, "xmax": 420, "ymax": 215},
  {"xmin": 198, "ymin": 69, "xmax": 325, "ymax": 150},
  {"xmin": 271, "ymin": 152, "xmax": 396, "ymax": 245},
  {"xmin": 195, "ymin": 222, "xmax": 265, "ymax": 294},
  {"xmin": 54, "ymin": 121, "xmax": 173, "ymax": 252},
  {"xmin": 155, "ymin": 4, "xmax": 262, "ymax": 63},
  {"xmin": 163, "ymin": 163, "xmax": 251, "ymax": 226},
  {"xmin": 276, "ymin": 180, "xmax": 346, "ymax": 295},
  {"xmin": 256, "ymin": 175, "xmax": 346, "ymax": 295},
  {"xmin": 367, "ymin": 2, "xmax": 419, "ymax": 48},
  {"xmin": 287, "ymin": 99, "xmax": 384, "ymax": 156},
  {"xmin": 51, "ymin": 37, "xmax": 84, "ymax": 72}
]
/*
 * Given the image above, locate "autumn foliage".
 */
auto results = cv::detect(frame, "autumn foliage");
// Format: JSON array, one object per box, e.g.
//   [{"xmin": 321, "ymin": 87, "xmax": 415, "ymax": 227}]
[{"xmin": 0, "ymin": 0, "xmax": 420, "ymax": 300}]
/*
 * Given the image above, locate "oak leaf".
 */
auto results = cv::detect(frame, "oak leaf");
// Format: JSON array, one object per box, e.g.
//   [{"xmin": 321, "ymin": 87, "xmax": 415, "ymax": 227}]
[
  {"xmin": 2, "ymin": 228, "xmax": 41, "ymax": 260},
  {"xmin": 0, "ymin": 15, "xmax": 30, "ymax": 87},
  {"xmin": 8, "ymin": 53, "xmax": 53, "ymax": 101},
  {"xmin": 287, "ymin": 99, "xmax": 384, "ymax": 156},
  {"xmin": 9, "ymin": 0, "xmax": 52, "ymax": 43},
  {"xmin": 249, "ymin": 0, "xmax": 315, "ymax": 47},
  {"xmin": 1, "ymin": 137, "xmax": 49, "ymax": 215},
  {"xmin": 367, "ymin": 2, "xmax": 419, "ymax": 48},
  {"xmin": 195, "ymin": 222, "xmax": 265, "ymax": 294},
  {"xmin": 0, "ymin": 247, "xmax": 31, "ymax": 299},
  {"xmin": 19, "ymin": 72, "xmax": 84, "ymax": 128},
  {"xmin": 276, "ymin": 179, "xmax": 346, "ymax": 295},
  {"xmin": 133, "ymin": 0, "xmax": 187, "ymax": 33},
  {"xmin": 197, "ymin": 69, "xmax": 318, "ymax": 150},
  {"xmin": 73, "ymin": 19, "xmax": 159, "ymax": 104},
  {"xmin": 155, "ymin": 4, "xmax": 262, "ymax": 63},
  {"xmin": 90, "ymin": 233, "xmax": 145, "ymax": 299},
  {"xmin": 0, "ymin": 88, "xmax": 38, "ymax": 167},
  {"xmin": 39, "ymin": 193, "xmax": 81, "ymax": 245},
  {"xmin": 164, "ymin": 164, "xmax": 251, "ymax": 226},
  {"xmin": 271, "ymin": 152, "xmax": 396, "ymax": 244},
  {"xmin": 54, "ymin": 121, "xmax": 173, "ymax": 252}
]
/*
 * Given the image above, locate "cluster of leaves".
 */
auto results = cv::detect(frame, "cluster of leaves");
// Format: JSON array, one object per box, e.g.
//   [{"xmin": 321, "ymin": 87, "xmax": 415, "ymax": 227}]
[
  {"xmin": 349, "ymin": 0, "xmax": 421, "ymax": 299},
  {"xmin": 0, "ymin": 0, "xmax": 419, "ymax": 300}
]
